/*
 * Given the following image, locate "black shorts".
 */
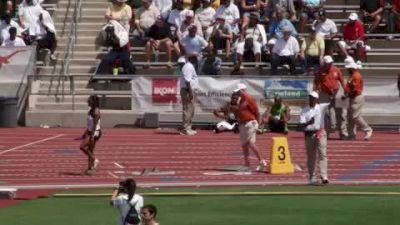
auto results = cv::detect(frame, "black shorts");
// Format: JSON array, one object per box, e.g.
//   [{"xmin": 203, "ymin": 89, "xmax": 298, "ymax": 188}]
[{"xmin": 87, "ymin": 130, "xmax": 102, "ymax": 141}]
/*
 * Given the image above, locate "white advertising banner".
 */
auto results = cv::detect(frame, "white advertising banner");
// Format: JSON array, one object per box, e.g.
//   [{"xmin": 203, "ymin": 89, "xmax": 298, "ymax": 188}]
[{"xmin": 131, "ymin": 76, "xmax": 400, "ymax": 115}]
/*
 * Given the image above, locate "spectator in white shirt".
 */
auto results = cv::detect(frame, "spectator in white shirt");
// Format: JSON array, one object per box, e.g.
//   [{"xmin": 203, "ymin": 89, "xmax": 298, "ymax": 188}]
[
  {"xmin": 195, "ymin": 0, "xmax": 216, "ymax": 40},
  {"xmin": 153, "ymin": 0, "xmax": 173, "ymax": 18},
  {"xmin": 0, "ymin": 14, "xmax": 22, "ymax": 44},
  {"xmin": 236, "ymin": 12, "xmax": 267, "ymax": 67},
  {"xmin": 133, "ymin": 0, "xmax": 160, "ymax": 37},
  {"xmin": 271, "ymin": 26, "xmax": 299, "ymax": 75},
  {"xmin": 312, "ymin": 10, "xmax": 337, "ymax": 56},
  {"xmin": 1, "ymin": 27, "xmax": 26, "ymax": 47},
  {"xmin": 167, "ymin": 0, "xmax": 188, "ymax": 28},
  {"xmin": 214, "ymin": 0, "xmax": 241, "ymax": 35},
  {"xmin": 178, "ymin": 10, "xmax": 203, "ymax": 40},
  {"xmin": 18, "ymin": 0, "xmax": 43, "ymax": 38},
  {"xmin": 36, "ymin": 10, "xmax": 57, "ymax": 60}
]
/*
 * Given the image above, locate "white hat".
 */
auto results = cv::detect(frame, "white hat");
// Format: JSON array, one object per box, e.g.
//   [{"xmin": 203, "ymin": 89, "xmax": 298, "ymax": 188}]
[
  {"xmin": 185, "ymin": 10, "xmax": 194, "ymax": 17},
  {"xmin": 323, "ymin": 55, "xmax": 334, "ymax": 64},
  {"xmin": 309, "ymin": 91, "xmax": 319, "ymax": 99},
  {"xmin": 348, "ymin": 12, "xmax": 358, "ymax": 21},
  {"xmin": 177, "ymin": 56, "xmax": 186, "ymax": 64},
  {"xmin": 233, "ymin": 83, "xmax": 247, "ymax": 92},
  {"xmin": 344, "ymin": 56, "xmax": 362, "ymax": 69}
]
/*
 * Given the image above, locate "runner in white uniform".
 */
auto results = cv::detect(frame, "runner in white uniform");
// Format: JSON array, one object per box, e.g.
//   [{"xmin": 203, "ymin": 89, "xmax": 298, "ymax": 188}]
[{"xmin": 79, "ymin": 95, "xmax": 101, "ymax": 175}]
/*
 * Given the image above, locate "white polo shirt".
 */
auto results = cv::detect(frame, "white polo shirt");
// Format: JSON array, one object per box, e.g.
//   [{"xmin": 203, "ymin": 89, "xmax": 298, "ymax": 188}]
[
  {"xmin": 1, "ymin": 37, "xmax": 26, "ymax": 47},
  {"xmin": 214, "ymin": 3, "xmax": 240, "ymax": 33},
  {"xmin": 272, "ymin": 36, "xmax": 300, "ymax": 56},
  {"xmin": 313, "ymin": 18, "xmax": 337, "ymax": 38},
  {"xmin": 180, "ymin": 61, "xmax": 198, "ymax": 90},
  {"xmin": 195, "ymin": 6, "xmax": 216, "ymax": 27},
  {"xmin": 299, "ymin": 103, "xmax": 329, "ymax": 131}
]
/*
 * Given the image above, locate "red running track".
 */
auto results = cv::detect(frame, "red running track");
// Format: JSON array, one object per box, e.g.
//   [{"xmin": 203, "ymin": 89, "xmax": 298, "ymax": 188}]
[{"xmin": 0, "ymin": 127, "xmax": 400, "ymax": 189}]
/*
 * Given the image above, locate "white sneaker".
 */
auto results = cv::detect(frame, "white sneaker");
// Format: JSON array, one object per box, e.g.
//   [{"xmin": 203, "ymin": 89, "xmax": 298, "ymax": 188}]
[
  {"xmin": 50, "ymin": 54, "xmax": 57, "ymax": 61},
  {"xmin": 255, "ymin": 160, "xmax": 267, "ymax": 172},
  {"xmin": 180, "ymin": 129, "xmax": 197, "ymax": 136},
  {"xmin": 364, "ymin": 129, "xmax": 373, "ymax": 140},
  {"xmin": 93, "ymin": 159, "xmax": 99, "ymax": 170}
]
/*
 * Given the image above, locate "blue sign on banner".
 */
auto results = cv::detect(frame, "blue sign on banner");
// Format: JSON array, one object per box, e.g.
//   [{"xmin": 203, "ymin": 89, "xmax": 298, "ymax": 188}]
[{"xmin": 264, "ymin": 79, "xmax": 309, "ymax": 99}]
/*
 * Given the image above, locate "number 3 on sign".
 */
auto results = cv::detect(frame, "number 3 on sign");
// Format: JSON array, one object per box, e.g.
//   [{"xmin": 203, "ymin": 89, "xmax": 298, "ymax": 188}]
[{"xmin": 277, "ymin": 146, "xmax": 286, "ymax": 161}]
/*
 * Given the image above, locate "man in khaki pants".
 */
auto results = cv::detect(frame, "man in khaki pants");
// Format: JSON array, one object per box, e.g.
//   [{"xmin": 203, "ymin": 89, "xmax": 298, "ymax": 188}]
[
  {"xmin": 300, "ymin": 91, "xmax": 331, "ymax": 185},
  {"xmin": 313, "ymin": 55, "xmax": 348, "ymax": 139},
  {"xmin": 343, "ymin": 56, "xmax": 373, "ymax": 140},
  {"xmin": 180, "ymin": 56, "xmax": 198, "ymax": 135}
]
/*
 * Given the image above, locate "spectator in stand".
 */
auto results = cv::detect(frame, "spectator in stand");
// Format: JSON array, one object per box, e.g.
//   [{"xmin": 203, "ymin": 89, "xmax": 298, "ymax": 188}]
[
  {"xmin": 145, "ymin": 15, "xmax": 179, "ymax": 68},
  {"xmin": 1, "ymin": 26, "xmax": 25, "ymax": 46},
  {"xmin": 134, "ymin": 0, "xmax": 160, "ymax": 38},
  {"xmin": 195, "ymin": 0, "xmax": 215, "ymax": 40},
  {"xmin": 267, "ymin": 8, "xmax": 297, "ymax": 51},
  {"xmin": 299, "ymin": 0, "xmax": 324, "ymax": 34},
  {"xmin": 260, "ymin": 95, "xmax": 290, "ymax": 134},
  {"xmin": 271, "ymin": 26, "xmax": 299, "ymax": 75},
  {"xmin": 360, "ymin": 0, "xmax": 384, "ymax": 33},
  {"xmin": 177, "ymin": 10, "xmax": 203, "ymax": 40},
  {"xmin": 96, "ymin": 21, "xmax": 136, "ymax": 75},
  {"xmin": 4, "ymin": 0, "xmax": 14, "ymax": 16},
  {"xmin": 153, "ymin": 0, "xmax": 173, "ymax": 18},
  {"xmin": 240, "ymin": 0, "xmax": 261, "ymax": 30},
  {"xmin": 263, "ymin": 0, "xmax": 297, "ymax": 23},
  {"xmin": 313, "ymin": 55, "xmax": 349, "ymax": 139},
  {"xmin": 389, "ymin": 0, "xmax": 400, "ymax": 33},
  {"xmin": 105, "ymin": 0, "xmax": 132, "ymax": 31},
  {"xmin": 235, "ymin": 12, "xmax": 267, "ymax": 67},
  {"xmin": 209, "ymin": 14, "xmax": 233, "ymax": 57},
  {"xmin": 338, "ymin": 13, "xmax": 366, "ymax": 61},
  {"xmin": 18, "ymin": 0, "xmax": 42, "ymax": 41},
  {"xmin": 300, "ymin": 26, "xmax": 324, "ymax": 75},
  {"xmin": 0, "ymin": 13, "xmax": 22, "ymax": 44},
  {"xmin": 342, "ymin": 56, "xmax": 373, "ymax": 140},
  {"xmin": 199, "ymin": 45, "xmax": 222, "ymax": 75},
  {"xmin": 167, "ymin": 0, "xmax": 188, "ymax": 29},
  {"xmin": 214, "ymin": 0, "xmax": 240, "ymax": 35},
  {"xmin": 36, "ymin": 10, "xmax": 57, "ymax": 60},
  {"xmin": 312, "ymin": 10, "xmax": 337, "ymax": 55},
  {"xmin": 180, "ymin": 25, "xmax": 208, "ymax": 68}
]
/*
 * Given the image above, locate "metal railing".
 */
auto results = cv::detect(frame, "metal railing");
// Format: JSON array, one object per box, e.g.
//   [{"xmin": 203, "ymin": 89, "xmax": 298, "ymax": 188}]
[{"xmin": 61, "ymin": 0, "xmax": 83, "ymax": 76}]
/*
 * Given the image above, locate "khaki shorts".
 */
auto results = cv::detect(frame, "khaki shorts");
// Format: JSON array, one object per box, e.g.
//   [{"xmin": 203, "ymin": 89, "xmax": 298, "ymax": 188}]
[{"xmin": 239, "ymin": 120, "xmax": 258, "ymax": 146}]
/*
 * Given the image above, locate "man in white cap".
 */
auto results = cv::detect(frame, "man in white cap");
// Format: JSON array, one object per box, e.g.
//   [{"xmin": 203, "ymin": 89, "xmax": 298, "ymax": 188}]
[
  {"xmin": 179, "ymin": 55, "xmax": 198, "ymax": 135},
  {"xmin": 313, "ymin": 55, "xmax": 348, "ymax": 139},
  {"xmin": 338, "ymin": 12, "xmax": 366, "ymax": 61},
  {"xmin": 230, "ymin": 83, "xmax": 267, "ymax": 171},
  {"xmin": 342, "ymin": 56, "xmax": 373, "ymax": 140},
  {"xmin": 299, "ymin": 91, "xmax": 331, "ymax": 185}
]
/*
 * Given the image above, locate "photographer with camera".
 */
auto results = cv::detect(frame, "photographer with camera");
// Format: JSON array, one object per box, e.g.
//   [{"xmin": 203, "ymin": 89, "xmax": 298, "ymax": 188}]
[{"xmin": 111, "ymin": 178, "xmax": 144, "ymax": 225}]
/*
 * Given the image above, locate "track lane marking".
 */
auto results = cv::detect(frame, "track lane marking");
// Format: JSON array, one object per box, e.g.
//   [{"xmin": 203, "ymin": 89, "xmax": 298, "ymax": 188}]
[{"xmin": 0, "ymin": 134, "xmax": 65, "ymax": 155}]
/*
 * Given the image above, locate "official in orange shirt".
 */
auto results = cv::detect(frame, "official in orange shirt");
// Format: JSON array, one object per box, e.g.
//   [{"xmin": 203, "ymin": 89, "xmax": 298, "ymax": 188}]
[
  {"xmin": 231, "ymin": 83, "xmax": 267, "ymax": 171},
  {"xmin": 314, "ymin": 55, "xmax": 348, "ymax": 139},
  {"xmin": 343, "ymin": 57, "xmax": 373, "ymax": 140}
]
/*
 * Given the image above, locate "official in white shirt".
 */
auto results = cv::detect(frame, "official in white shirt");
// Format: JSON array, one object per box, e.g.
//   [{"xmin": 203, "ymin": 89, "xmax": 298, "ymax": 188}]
[
  {"xmin": 299, "ymin": 91, "xmax": 331, "ymax": 185},
  {"xmin": 179, "ymin": 55, "xmax": 199, "ymax": 135},
  {"xmin": 271, "ymin": 26, "xmax": 299, "ymax": 75},
  {"xmin": 1, "ymin": 27, "xmax": 26, "ymax": 47}
]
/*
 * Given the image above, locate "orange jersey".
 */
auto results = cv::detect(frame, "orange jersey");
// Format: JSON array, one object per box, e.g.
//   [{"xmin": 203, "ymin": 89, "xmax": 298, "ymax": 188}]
[
  {"xmin": 314, "ymin": 66, "xmax": 344, "ymax": 94},
  {"xmin": 345, "ymin": 70, "xmax": 363, "ymax": 98},
  {"xmin": 237, "ymin": 92, "xmax": 259, "ymax": 122}
]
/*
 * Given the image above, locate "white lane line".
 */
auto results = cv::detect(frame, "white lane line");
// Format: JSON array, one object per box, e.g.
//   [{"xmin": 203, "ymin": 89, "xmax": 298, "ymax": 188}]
[
  {"xmin": 107, "ymin": 171, "xmax": 119, "ymax": 179},
  {"xmin": 113, "ymin": 162, "xmax": 124, "ymax": 169},
  {"xmin": 0, "ymin": 134, "xmax": 65, "ymax": 155}
]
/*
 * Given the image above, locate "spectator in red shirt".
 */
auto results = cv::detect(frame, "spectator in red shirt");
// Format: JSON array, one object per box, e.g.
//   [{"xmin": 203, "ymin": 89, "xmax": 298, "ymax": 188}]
[
  {"xmin": 338, "ymin": 13, "xmax": 366, "ymax": 61},
  {"xmin": 360, "ymin": 0, "xmax": 384, "ymax": 33}
]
